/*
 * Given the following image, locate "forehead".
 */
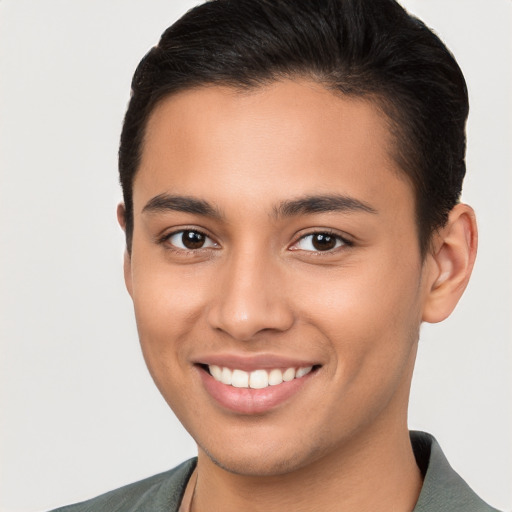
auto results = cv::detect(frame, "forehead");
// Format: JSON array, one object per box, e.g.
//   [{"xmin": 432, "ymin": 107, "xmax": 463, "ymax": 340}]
[{"xmin": 136, "ymin": 79, "xmax": 413, "ymax": 217}]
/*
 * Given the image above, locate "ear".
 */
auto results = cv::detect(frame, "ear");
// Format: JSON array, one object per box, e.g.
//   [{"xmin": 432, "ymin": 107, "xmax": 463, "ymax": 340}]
[
  {"xmin": 117, "ymin": 202, "xmax": 127, "ymax": 231},
  {"xmin": 117, "ymin": 203, "xmax": 133, "ymax": 298},
  {"xmin": 422, "ymin": 203, "xmax": 478, "ymax": 324}
]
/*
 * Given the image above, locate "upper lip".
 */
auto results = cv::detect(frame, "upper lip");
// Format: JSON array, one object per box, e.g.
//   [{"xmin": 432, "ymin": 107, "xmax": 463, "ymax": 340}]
[{"xmin": 193, "ymin": 352, "xmax": 321, "ymax": 372}]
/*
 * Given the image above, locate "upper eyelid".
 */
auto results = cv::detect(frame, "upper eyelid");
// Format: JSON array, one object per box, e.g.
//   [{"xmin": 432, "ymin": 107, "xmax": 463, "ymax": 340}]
[
  {"xmin": 292, "ymin": 229, "xmax": 352, "ymax": 244},
  {"xmin": 157, "ymin": 227, "xmax": 352, "ymax": 249},
  {"xmin": 287, "ymin": 231, "xmax": 354, "ymax": 256},
  {"xmin": 160, "ymin": 229, "xmax": 219, "ymax": 255},
  {"xmin": 159, "ymin": 226, "xmax": 216, "ymax": 243}
]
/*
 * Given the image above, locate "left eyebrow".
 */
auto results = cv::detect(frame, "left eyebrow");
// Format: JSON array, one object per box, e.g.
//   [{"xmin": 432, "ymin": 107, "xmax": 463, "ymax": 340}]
[
  {"xmin": 273, "ymin": 194, "xmax": 378, "ymax": 218},
  {"xmin": 142, "ymin": 194, "xmax": 223, "ymax": 220}
]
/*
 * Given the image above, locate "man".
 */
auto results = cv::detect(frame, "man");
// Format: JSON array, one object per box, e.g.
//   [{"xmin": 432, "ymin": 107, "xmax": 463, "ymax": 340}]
[{"xmin": 52, "ymin": 0, "xmax": 501, "ymax": 510}]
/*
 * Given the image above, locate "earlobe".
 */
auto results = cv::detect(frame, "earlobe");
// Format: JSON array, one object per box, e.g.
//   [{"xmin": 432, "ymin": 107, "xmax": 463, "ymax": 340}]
[{"xmin": 422, "ymin": 203, "xmax": 478, "ymax": 324}]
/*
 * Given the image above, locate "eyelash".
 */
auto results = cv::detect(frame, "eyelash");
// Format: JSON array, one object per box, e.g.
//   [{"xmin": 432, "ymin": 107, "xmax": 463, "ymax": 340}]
[
  {"xmin": 158, "ymin": 228, "xmax": 353, "ymax": 255},
  {"xmin": 158, "ymin": 228, "xmax": 218, "ymax": 255},
  {"xmin": 291, "ymin": 230, "xmax": 353, "ymax": 255}
]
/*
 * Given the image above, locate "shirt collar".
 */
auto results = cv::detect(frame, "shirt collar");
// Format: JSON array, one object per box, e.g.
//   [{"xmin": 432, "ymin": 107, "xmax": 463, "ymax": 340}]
[{"xmin": 411, "ymin": 431, "xmax": 499, "ymax": 511}]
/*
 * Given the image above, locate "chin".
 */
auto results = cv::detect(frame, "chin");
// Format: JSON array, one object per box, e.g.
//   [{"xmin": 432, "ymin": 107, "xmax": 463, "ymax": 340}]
[
  {"xmin": 197, "ymin": 431, "xmax": 331, "ymax": 477},
  {"xmin": 206, "ymin": 448, "xmax": 306, "ymax": 476}
]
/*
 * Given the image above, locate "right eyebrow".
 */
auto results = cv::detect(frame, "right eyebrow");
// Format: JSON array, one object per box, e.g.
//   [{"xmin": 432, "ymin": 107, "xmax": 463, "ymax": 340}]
[
  {"xmin": 142, "ymin": 194, "xmax": 223, "ymax": 220},
  {"xmin": 273, "ymin": 193, "xmax": 378, "ymax": 218}
]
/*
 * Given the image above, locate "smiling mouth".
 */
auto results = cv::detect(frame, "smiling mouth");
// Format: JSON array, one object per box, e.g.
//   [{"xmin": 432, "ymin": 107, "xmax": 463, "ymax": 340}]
[
  {"xmin": 197, "ymin": 361, "xmax": 321, "ymax": 414},
  {"xmin": 205, "ymin": 364, "xmax": 318, "ymax": 389}
]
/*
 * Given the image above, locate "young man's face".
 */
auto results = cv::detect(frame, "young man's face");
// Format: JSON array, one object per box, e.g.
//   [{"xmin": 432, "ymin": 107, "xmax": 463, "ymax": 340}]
[{"xmin": 124, "ymin": 80, "xmax": 434, "ymax": 476}]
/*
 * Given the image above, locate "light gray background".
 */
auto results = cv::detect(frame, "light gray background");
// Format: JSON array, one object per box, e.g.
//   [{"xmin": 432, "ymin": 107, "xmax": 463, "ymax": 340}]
[{"xmin": 0, "ymin": 1, "xmax": 510, "ymax": 511}]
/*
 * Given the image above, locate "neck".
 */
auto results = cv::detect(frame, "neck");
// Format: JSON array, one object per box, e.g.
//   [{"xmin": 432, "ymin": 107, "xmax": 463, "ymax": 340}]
[{"xmin": 191, "ymin": 423, "xmax": 422, "ymax": 512}]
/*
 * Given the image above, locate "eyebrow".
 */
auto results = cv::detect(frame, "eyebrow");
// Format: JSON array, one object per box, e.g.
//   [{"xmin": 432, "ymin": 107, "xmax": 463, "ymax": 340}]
[
  {"xmin": 142, "ymin": 194, "xmax": 223, "ymax": 219},
  {"xmin": 141, "ymin": 193, "xmax": 377, "ymax": 220},
  {"xmin": 273, "ymin": 194, "xmax": 377, "ymax": 218}
]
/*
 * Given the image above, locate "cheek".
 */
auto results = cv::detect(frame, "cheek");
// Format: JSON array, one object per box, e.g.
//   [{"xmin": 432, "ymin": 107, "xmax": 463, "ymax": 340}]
[
  {"xmin": 129, "ymin": 257, "xmax": 209, "ymax": 372},
  {"xmin": 291, "ymin": 251, "xmax": 423, "ymax": 370},
  {"xmin": 129, "ymin": 264, "xmax": 209, "ymax": 420},
  {"xmin": 132, "ymin": 250, "xmax": 207, "ymax": 320}
]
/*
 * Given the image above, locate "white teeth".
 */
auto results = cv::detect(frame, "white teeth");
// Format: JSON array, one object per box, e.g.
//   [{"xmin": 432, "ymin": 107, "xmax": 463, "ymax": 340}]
[
  {"xmin": 221, "ymin": 367, "xmax": 232, "ymax": 385},
  {"xmin": 231, "ymin": 369, "xmax": 249, "ymax": 388},
  {"xmin": 296, "ymin": 366, "xmax": 313, "ymax": 378},
  {"xmin": 249, "ymin": 369, "xmax": 268, "ymax": 389},
  {"xmin": 282, "ymin": 367, "xmax": 296, "ymax": 382},
  {"xmin": 208, "ymin": 365, "xmax": 314, "ymax": 389},
  {"xmin": 268, "ymin": 368, "xmax": 283, "ymax": 386},
  {"xmin": 209, "ymin": 365, "xmax": 222, "ymax": 381}
]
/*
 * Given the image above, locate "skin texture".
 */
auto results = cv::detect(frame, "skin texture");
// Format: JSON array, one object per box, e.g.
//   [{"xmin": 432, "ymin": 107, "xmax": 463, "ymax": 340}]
[{"xmin": 119, "ymin": 80, "xmax": 477, "ymax": 512}]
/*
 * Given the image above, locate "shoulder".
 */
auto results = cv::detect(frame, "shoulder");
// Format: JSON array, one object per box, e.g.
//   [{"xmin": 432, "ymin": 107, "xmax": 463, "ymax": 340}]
[
  {"xmin": 411, "ymin": 431, "xmax": 502, "ymax": 512},
  {"xmin": 49, "ymin": 458, "xmax": 197, "ymax": 512}
]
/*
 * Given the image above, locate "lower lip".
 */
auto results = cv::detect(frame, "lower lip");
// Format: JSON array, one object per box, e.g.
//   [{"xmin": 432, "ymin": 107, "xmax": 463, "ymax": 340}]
[{"xmin": 198, "ymin": 367, "xmax": 316, "ymax": 415}]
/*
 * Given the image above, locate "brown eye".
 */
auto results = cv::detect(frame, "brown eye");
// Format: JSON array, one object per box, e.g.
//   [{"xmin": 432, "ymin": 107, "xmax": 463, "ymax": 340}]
[
  {"xmin": 166, "ymin": 230, "xmax": 217, "ymax": 251},
  {"xmin": 293, "ymin": 232, "xmax": 345, "ymax": 252},
  {"xmin": 311, "ymin": 233, "xmax": 337, "ymax": 251},
  {"xmin": 182, "ymin": 230, "xmax": 206, "ymax": 249}
]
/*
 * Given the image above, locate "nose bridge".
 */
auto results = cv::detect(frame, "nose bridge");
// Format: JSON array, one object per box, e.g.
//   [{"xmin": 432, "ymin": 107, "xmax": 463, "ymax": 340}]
[{"xmin": 207, "ymin": 242, "xmax": 293, "ymax": 340}]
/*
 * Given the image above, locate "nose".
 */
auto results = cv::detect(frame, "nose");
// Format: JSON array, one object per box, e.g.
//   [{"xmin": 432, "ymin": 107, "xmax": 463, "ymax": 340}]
[{"xmin": 206, "ymin": 250, "xmax": 295, "ymax": 341}]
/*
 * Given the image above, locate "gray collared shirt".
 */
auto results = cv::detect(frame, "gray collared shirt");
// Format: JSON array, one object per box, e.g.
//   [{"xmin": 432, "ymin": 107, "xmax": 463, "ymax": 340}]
[
  {"xmin": 50, "ymin": 431, "xmax": 501, "ymax": 512},
  {"xmin": 411, "ymin": 431, "xmax": 500, "ymax": 512}
]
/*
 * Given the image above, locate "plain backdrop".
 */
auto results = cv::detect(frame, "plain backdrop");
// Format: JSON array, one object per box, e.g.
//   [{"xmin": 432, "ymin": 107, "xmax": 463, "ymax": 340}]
[{"xmin": 0, "ymin": 1, "xmax": 510, "ymax": 511}]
